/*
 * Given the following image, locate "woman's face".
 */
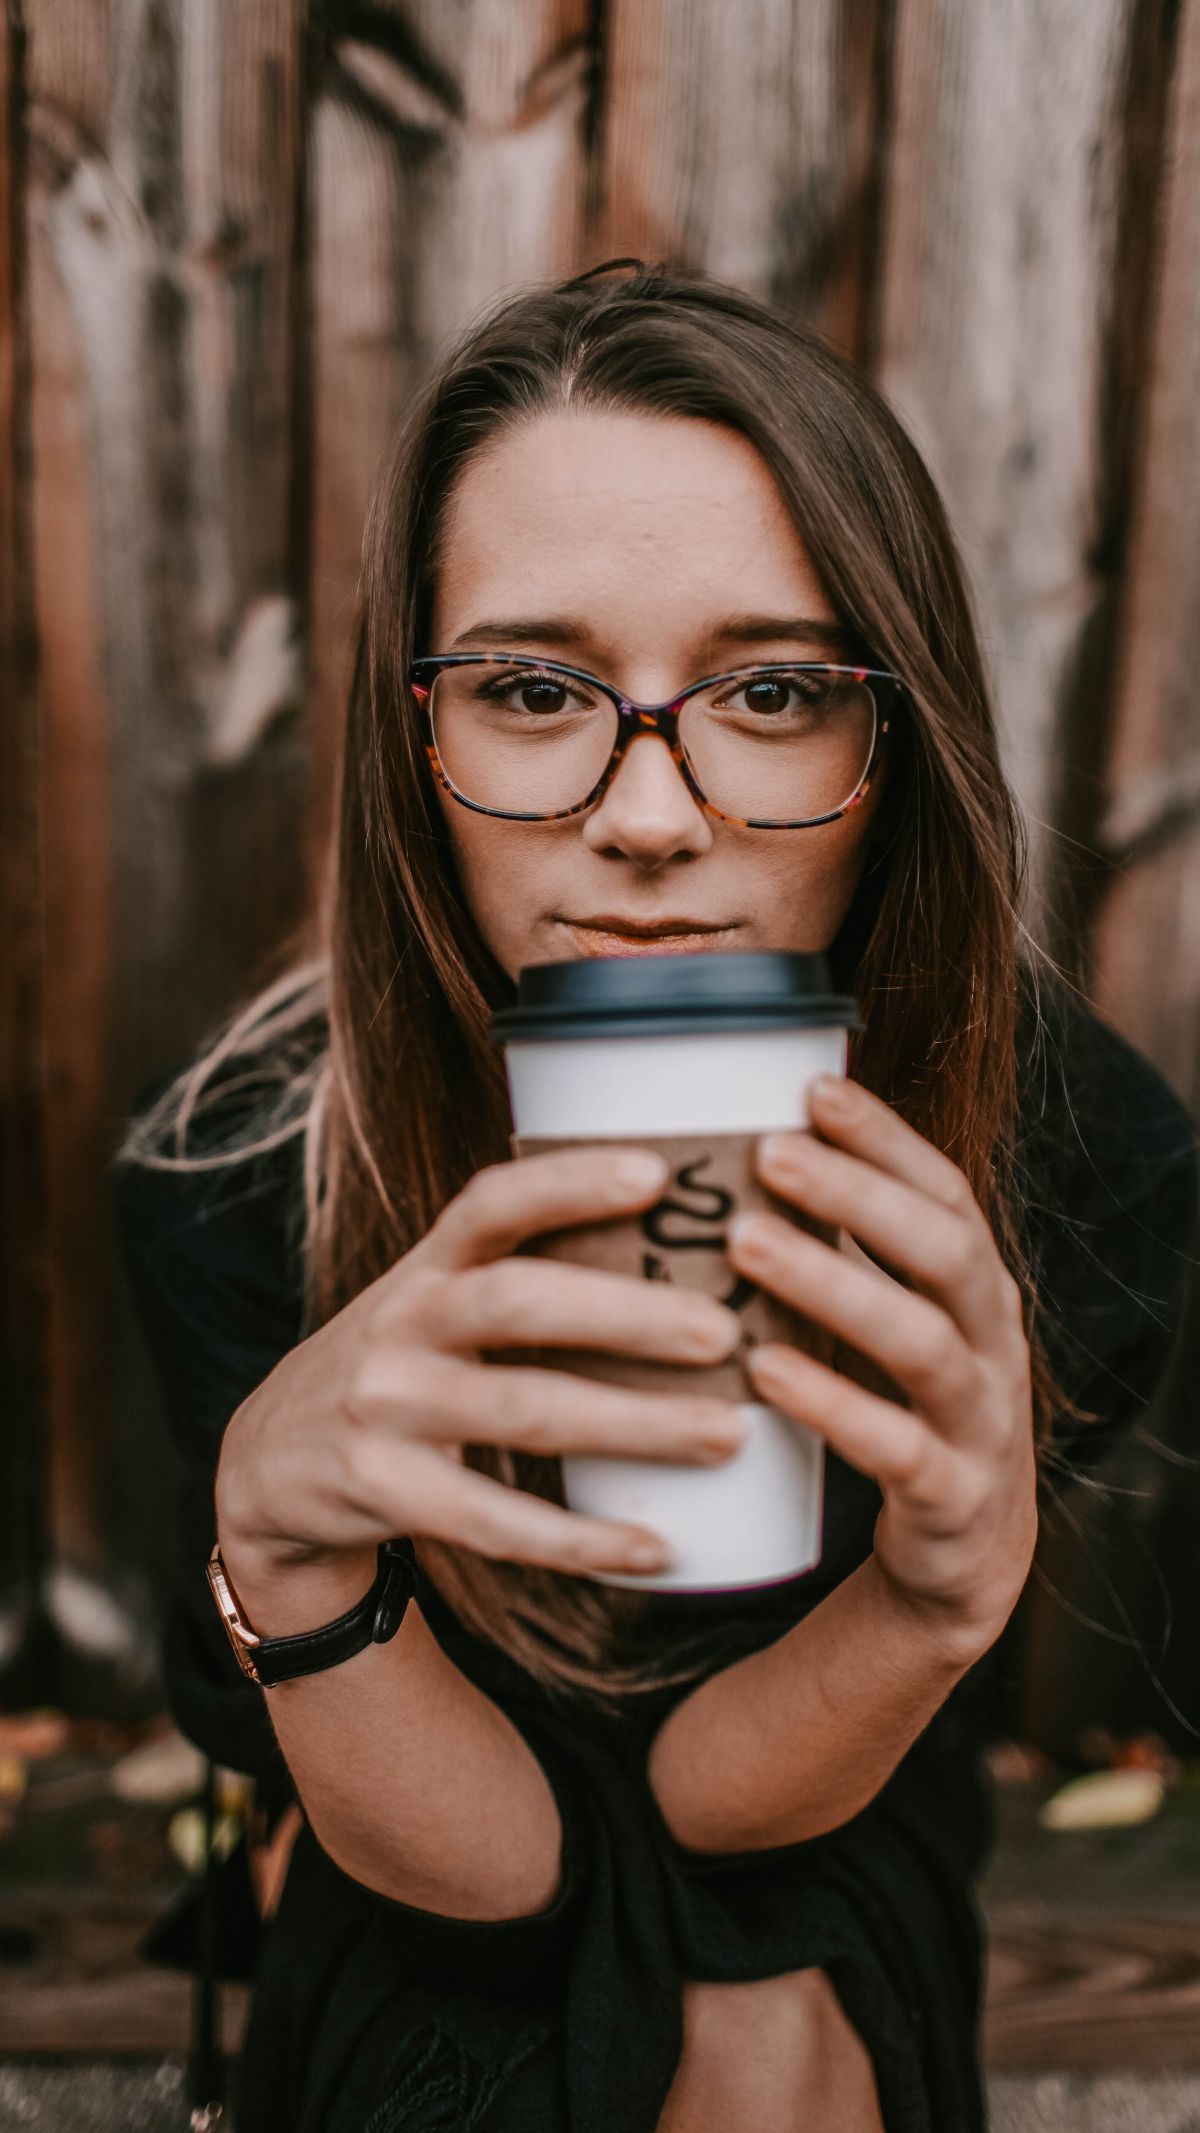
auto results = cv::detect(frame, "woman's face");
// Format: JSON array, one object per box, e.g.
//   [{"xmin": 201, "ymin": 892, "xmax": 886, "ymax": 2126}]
[{"xmin": 427, "ymin": 409, "xmax": 883, "ymax": 978}]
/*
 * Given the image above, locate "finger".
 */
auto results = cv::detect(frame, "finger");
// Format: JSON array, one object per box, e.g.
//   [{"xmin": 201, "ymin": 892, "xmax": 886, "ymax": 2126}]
[
  {"xmin": 728, "ymin": 1210, "xmax": 977, "ymax": 1432},
  {"xmin": 345, "ymin": 1437, "xmax": 674, "ymax": 1578},
  {"xmin": 746, "ymin": 1341, "xmax": 952, "ymax": 1503},
  {"xmin": 427, "ymin": 1257, "xmax": 741, "ymax": 1366},
  {"xmin": 357, "ymin": 1349, "xmax": 746, "ymax": 1466},
  {"xmin": 755, "ymin": 1130, "xmax": 1008, "ymax": 1351},
  {"xmin": 424, "ymin": 1146, "xmax": 670, "ymax": 1272},
  {"xmin": 805, "ymin": 1076, "xmax": 981, "ymax": 1213}
]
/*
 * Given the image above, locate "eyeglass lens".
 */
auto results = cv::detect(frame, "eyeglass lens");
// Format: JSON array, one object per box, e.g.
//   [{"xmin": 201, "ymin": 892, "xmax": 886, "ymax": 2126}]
[{"xmin": 429, "ymin": 662, "xmax": 877, "ymax": 824}]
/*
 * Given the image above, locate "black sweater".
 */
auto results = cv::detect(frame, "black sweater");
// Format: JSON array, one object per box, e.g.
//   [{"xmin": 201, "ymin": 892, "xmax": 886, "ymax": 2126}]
[{"xmin": 114, "ymin": 981, "xmax": 1197, "ymax": 2133}]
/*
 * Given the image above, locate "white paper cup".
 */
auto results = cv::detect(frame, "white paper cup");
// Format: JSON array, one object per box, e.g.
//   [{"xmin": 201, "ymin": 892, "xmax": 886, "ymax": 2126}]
[{"xmin": 491, "ymin": 952, "xmax": 859, "ymax": 1592}]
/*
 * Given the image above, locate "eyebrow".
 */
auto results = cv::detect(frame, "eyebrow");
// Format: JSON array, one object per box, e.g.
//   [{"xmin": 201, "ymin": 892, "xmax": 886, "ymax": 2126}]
[{"xmin": 445, "ymin": 614, "xmax": 855, "ymax": 656}]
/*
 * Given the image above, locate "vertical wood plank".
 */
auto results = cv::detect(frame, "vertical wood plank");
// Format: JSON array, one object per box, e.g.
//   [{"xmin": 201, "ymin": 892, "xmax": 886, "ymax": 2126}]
[
  {"xmin": 29, "ymin": 0, "xmax": 310, "ymax": 1084},
  {"xmin": 1, "ymin": 0, "xmax": 56, "ymax": 1674},
  {"xmin": 23, "ymin": 0, "xmax": 310, "ymax": 1607},
  {"xmin": 597, "ymin": 0, "xmax": 884, "ymax": 350},
  {"xmin": 874, "ymin": 0, "xmax": 1171, "ymax": 891},
  {"xmin": 24, "ymin": 62, "xmax": 116, "ymax": 1575},
  {"xmin": 1092, "ymin": 0, "xmax": 1200, "ymax": 1112},
  {"xmin": 306, "ymin": 0, "xmax": 591, "ymax": 865},
  {"xmin": 1003, "ymin": 5, "xmax": 1200, "ymax": 1757}
]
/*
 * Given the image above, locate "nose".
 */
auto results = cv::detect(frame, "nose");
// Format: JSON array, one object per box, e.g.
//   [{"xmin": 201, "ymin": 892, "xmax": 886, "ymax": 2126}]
[{"xmin": 581, "ymin": 731, "xmax": 713, "ymax": 865}]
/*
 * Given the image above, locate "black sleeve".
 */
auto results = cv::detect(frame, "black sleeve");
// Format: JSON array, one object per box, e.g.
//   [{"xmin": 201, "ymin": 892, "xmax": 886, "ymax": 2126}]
[
  {"xmin": 112, "ymin": 1116, "xmax": 308, "ymax": 1783},
  {"xmin": 1017, "ymin": 978, "xmax": 1199, "ymax": 1482}
]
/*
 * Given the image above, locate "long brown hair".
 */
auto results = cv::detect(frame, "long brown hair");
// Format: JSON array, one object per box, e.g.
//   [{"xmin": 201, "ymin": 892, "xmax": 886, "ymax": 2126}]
[{"xmin": 125, "ymin": 261, "xmax": 1049, "ymax": 1706}]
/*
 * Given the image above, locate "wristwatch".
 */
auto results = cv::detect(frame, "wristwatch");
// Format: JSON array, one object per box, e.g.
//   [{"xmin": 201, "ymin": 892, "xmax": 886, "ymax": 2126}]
[{"xmin": 206, "ymin": 1537, "xmax": 419, "ymax": 1688}]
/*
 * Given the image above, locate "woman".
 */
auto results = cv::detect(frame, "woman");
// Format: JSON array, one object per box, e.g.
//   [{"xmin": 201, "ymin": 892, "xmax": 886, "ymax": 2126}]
[{"xmin": 116, "ymin": 261, "xmax": 1197, "ymax": 2133}]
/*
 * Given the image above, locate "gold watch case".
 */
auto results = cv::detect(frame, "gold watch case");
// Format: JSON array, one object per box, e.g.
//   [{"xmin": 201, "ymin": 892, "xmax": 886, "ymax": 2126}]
[{"xmin": 206, "ymin": 1542, "xmax": 265, "ymax": 1685}]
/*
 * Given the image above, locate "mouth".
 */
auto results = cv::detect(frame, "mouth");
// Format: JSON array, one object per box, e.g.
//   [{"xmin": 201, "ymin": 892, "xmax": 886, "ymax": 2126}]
[{"xmin": 555, "ymin": 916, "xmax": 742, "ymax": 958}]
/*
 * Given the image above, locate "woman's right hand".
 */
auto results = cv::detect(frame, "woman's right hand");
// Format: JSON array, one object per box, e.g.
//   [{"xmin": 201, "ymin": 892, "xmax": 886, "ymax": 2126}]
[{"xmin": 214, "ymin": 1146, "xmax": 745, "ymax": 1613}]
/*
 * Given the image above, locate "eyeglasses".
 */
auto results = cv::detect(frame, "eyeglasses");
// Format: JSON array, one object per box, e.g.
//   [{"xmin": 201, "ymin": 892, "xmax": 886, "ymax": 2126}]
[{"xmin": 409, "ymin": 653, "xmax": 899, "ymax": 828}]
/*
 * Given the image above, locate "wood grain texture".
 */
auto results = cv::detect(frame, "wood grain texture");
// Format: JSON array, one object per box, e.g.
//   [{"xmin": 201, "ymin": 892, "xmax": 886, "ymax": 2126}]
[
  {"xmin": 598, "ymin": 0, "xmax": 884, "ymax": 349},
  {"xmin": 24, "ymin": 71, "xmax": 115, "ymax": 1572},
  {"xmin": 875, "ymin": 0, "xmax": 1169, "ymax": 885},
  {"xmin": 0, "ymin": 0, "xmax": 55, "ymax": 1637},
  {"xmin": 306, "ymin": 0, "xmax": 590, "ymax": 864},
  {"xmin": 0, "ymin": 1959, "xmax": 249, "ymax": 2057},
  {"xmin": 985, "ymin": 1914, "xmax": 1200, "ymax": 2072},
  {"xmin": 3, "ymin": 0, "xmax": 1198, "ymax": 1710},
  {"xmin": 21, "ymin": 0, "xmax": 310, "ymax": 1601},
  {"xmin": 25, "ymin": 0, "xmax": 311, "ymax": 1093},
  {"xmin": 1093, "ymin": 0, "xmax": 1200, "ymax": 1113}
]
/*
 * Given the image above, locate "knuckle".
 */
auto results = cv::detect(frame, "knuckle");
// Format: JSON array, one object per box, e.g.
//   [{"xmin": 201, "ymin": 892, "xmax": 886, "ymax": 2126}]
[
  {"xmin": 931, "ymin": 1221, "xmax": 977, "ymax": 1289},
  {"xmin": 432, "ymin": 1163, "xmax": 504, "ymax": 1245},
  {"xmin": 459, "ymin": 1160, "xmax": 508, "ymax": 1211},
  {"xmin": 889, "ymin": 1431, "xmax": 932, "ymax": 1494},
  {"xmin": 942, "ymin": 1167, "xmax": 977, "ymax": 1218},
  {"xmin": 795, "ymin": 1366, "xmax": 838, "ymax": 1426},
  {"xmin": 950, "ymin": 1464, "xmax": 992, "ymax": 1530},
  {"xmin": 897, "ymin": 1311, "xmax": 959, "ymax": 1390},
  {"xmin": 347, "ymin": 1345, "xmax": 448, "ymax": 1450},
  {"xmin": 987, "ymin": 1358, "xmax": 1032, "ymax": 1437},
  {"xmin": 458, "ymin": 1497, "xmax": 515, "ymax": 1562},
  {"xmin": 349, "ymin": 1345, "xmax": 404, "ymax": 1414},
  {"xmin": 396, "ymin": 1347, "xmax": 444, "ymax": 1415},
  {"xmin": 331, "ymin": 1416, "xmax": 383, "ymax": 1501},
  {"xmin": 360, "ymin": 1264, "xmax": 429, "ymax": 1339},
  {"xmin": 504, "ymin": 1382, "xmax": 560, "ymax": 1456},
  {"xmin": 345, "ymin": 1351, "xmax": 386, "ymax": 1419},
  {"xmin": 475, "ymin": 1259, "xmax": 531, "ymax": 1324},
  {"xmin": 453, "ymin": 1160, "xmax": 505, "ymax": 1211}
]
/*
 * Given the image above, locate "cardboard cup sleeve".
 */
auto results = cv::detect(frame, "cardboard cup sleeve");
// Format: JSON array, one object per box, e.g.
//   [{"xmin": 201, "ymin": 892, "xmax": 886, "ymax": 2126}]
[{"xmin": 505, "ymin": 1132, "xmax": 835, "ymax": 1401}]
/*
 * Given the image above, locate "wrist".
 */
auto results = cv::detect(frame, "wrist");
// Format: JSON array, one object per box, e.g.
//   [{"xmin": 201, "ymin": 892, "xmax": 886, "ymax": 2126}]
[
  {"xmin": 864, "ymin": 1552, "xmax": 1007, "ymax": 1674},
  {"xmin": 214, "ymin": 1390, "xmax": 380, "ymax": 1639},
  {"xmin": 216, "ymin": 1528, "xmax": 380, "ymax": 1643}
]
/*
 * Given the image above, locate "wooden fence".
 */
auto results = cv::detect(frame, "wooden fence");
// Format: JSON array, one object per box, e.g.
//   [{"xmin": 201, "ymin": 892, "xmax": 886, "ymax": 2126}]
[{"xmin": 2, "ymin": 0, "xmax": 1198, "ymax": 1736}]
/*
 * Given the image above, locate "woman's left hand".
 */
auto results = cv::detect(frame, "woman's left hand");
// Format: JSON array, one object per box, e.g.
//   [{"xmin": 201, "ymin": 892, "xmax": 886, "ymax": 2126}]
[{"xmin": 727, "ymin": 1073, "xmax": 1038, "ymax": 1660}]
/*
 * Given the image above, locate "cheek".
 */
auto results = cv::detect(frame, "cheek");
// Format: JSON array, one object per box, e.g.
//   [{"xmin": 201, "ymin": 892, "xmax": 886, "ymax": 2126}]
[
  {"xmin": 753, "ymin": 803, "xmax": 878, "ymax": 924},
  {"xmin": 825, "ymin": 802, "xmax": 879, "ymax": 890},
  {"xmin": 438, "ymin": 794, "xmax": 493, "ymax": 904},
  {"xmin": 815, "ymin": 779, "xmax": 885, "ymax": 893},
  {"xmin": 437, "ymin": 798, "xmax": 543, "ymax": 952}
]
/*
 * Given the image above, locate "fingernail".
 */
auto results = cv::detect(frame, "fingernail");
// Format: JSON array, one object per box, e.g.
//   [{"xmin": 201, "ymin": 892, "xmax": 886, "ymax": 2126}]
[
  {"xmin": 747, "ymin": 1343, "xmax": 788, "ymax": 1390},
  {"xmin": 612, "ymin": 1150, "xmax": 669, "ymax": 1193},
  {"xmin": 628, "ymin": 1534, "xmax": 672, "ymax": 1571},
  {"xmin": 683, "ymin": 1308, "xmax": 740, "ymax": 1361},
  {"xmin": 813, "ymin": 1074, "xmax": 852, "ymax": 1109},
  {"xmin": 701, "ymin": 1416, "xmax": 746, "ymax": 1460},
  {"xmin": 760, "ymin": 1132, "xmax": 804, "ymax": 1169},
  {"xmin": 728, "ymin": 1211, "xmax": 767, "ymax": 1253}
]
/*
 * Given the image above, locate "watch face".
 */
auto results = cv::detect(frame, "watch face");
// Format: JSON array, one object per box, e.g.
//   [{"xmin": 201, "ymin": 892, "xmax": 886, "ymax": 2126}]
[{"xmin": 207, "ymin": 1548, "xmax": 264, "ymax": 1683}]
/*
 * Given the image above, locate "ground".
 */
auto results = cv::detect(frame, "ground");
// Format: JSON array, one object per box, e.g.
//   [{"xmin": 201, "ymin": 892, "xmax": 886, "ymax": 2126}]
[{"xmin": 1, "ymin": 1718, "xmax": 1199, "ymax": 2129}]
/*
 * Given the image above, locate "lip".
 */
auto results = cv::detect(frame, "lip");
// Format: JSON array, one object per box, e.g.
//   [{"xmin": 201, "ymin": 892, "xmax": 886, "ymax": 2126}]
[{"xmin": 556, "ymin": 917, "xmax": 741, "ymax": 958}]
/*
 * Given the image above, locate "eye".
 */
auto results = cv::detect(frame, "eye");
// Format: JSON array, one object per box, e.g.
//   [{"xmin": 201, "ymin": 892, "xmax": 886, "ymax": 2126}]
[
  {"xmin": 741, "ymin": 675, "xmax": 800, "ymax": 715},
  {"xmin": 477, "ymin": 668, "xmax": 594, "ymax": 716},
  {"xmin": 715, "ymin": 670, "xmax": 838, "ymax": 717}
]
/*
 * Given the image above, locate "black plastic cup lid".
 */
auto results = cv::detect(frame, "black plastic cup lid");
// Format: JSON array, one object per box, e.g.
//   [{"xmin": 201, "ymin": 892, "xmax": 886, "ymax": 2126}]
[{"xmin": 490, "ymin": 950, "xmax": 860, "ymax": 1044}]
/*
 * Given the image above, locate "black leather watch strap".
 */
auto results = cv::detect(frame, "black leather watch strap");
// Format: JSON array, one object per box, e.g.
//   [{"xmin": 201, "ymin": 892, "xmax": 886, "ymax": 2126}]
[{"xmin": 211, "ymin": 1538, "xmax": 419, "ymax": 1689}]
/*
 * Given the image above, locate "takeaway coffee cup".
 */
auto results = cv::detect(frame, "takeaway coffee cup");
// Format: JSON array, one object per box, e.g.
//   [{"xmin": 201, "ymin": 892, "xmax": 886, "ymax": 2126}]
[{"xmin": 490, "ymin": 951, "xmax": 860, "ymax": 1593}]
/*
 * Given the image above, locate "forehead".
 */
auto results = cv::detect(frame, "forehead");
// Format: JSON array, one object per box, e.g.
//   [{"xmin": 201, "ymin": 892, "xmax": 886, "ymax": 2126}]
[{"xmin": 431, "ymin": 409, "xmax": 833, "ymax": 641}]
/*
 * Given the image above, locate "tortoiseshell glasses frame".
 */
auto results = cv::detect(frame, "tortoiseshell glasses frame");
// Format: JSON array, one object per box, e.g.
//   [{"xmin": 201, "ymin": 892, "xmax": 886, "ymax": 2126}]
[{"xmin": 409, "ymin": 652, "xmax": 901, "ymax": 829}]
